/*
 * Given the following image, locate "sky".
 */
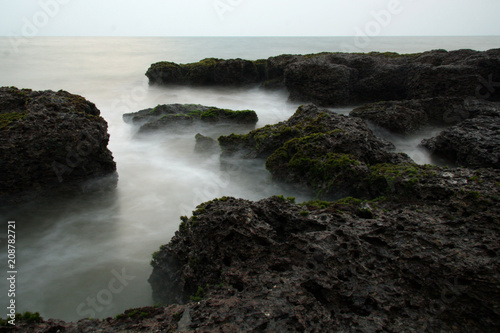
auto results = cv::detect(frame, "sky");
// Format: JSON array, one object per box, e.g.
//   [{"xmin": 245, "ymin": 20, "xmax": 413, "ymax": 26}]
[{"xmin": 0, "ymin": 0, "xmax": 499, "ymax": 37}]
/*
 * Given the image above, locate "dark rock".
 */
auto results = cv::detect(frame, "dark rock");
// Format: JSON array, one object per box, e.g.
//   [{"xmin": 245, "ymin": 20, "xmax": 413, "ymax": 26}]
[
  {"xmin": 14, "ymin": 166, "xmax": 500, "ymax": 331},
  {"xmin": 123, "ymin": 104, "xmax": 258, "ymax": 133},
  {"xmin": 351, "ymin": 99, "xmax": 430, "ymax": 134},
  {"xmin": 146, "ymin": 58, "xmax": 265, "ymax": 86},
  {"xmin": 194, "ymin": 133, "xmax": 218, "ymax": 154},
  {"xmin": 219, "ymin": 104, "xmax": 411, "ymax": 198},
  {"xmin": 219, "ymin": 104, "xmax": 396, "ymax": 159},
  {"xmin": 351, "ymin": 97, "xmax": 500, "ymax": 135},
  {"xmin": 147, "ymin": 180, "xmax": 500, "ymax": 332},
  {"xmin": 0, "ymin": 87, "xmax": 116, "ymax": 204},
  {"xmin": 284, "ymin": 59, "xmax": 356, "ymax": 105},
  {"xmin": 420, "ymin": 116, "xmax": 500, "ymax": 169},
  {"xmin": 147, "ymin": 49, "xmax": 500, "ymax": 107}
]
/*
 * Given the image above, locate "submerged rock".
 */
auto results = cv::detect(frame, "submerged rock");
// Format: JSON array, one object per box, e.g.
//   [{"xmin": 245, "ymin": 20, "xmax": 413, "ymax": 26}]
[
  {"xmin": 194, "ymin": 133, "xmax": 218, "ymax": 154},
  {"xmin": 123, "ymin": 104, "xmax": 258, "ymax": 133},
  {"xmin": 0, "ymin": 87, "xmax": 116, "ymax": 204},
  {"xmin": 420, "ymin": 116, "xmax": 500, "ymax": 169}
]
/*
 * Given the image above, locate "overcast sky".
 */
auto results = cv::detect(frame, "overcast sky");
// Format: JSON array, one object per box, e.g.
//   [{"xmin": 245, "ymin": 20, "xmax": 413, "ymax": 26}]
[{"xmin": 0, "ymin": 0, "xmax": 499, "ymax": 37}]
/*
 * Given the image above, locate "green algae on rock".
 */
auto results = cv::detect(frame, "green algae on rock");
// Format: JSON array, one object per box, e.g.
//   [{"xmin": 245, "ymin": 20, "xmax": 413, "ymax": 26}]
[{"xmin": 123, "ymin": 104, "xmax": 258, "ymax": 133}]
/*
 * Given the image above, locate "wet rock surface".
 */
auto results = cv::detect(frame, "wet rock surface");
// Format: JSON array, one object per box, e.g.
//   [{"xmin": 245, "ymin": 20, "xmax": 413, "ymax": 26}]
[
  {"xmin": 11, "ymin": 174, "xmax": 500, "ymax": 332},
  {"xmin": 220, "ymin": 104, "xmax": 412, "ymax": 198},
  {"xmin": 0, "ymin": 87, "xmax": 116, "ymax": 204},
  {"xmin": 144, "ymin": 180, "xmax": 500, "ymax": 332},
  {"xmin": 147, "ymin": 49, "xmax": 500, "ymax": 106},
  {"xmin": 123, "ymin": 103, "xmax": 258, "ymax": 133},
  {"xmin": 145, "ymin": 58, "xmax": 266, "ymax": 86},
  {"xmin": 351, "ymin": 97, "xmax": 500, "ymax": 135},
  {"xmin": 421, "ymin": 115, "xmax": 500, "ymax": 169}
]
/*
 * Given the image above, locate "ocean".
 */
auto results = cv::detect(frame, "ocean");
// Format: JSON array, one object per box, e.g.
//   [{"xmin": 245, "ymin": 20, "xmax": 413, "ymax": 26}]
[{"xmin": 0, "ymin": 36, "xmax": 499, "ymax": 321}]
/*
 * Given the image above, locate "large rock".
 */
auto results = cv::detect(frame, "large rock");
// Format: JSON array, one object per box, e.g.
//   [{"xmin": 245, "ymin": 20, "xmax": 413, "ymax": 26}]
[
  {"xmin": 146, "ymin": 58, "xmax": 266, "ymax": 86},
  {"xmin": 420, "ymin": 116, "xmax": 500, "ymax": 169},
  {"xmin": 12, "ymin": 167, "xmax": 500, "ymax": 332},
  {"xmin": 123, "ymin": 104, "xmax": 258, "ymax": 133},
  {"xmin": 147, "ymin": 180, "xmax": 500, "ymax": 332},
  {"xmin": 219, "ymin": 104, "xmax": 411, "ymax": 198},
  {"xmin": 0, "ymin": 87, "xmax": 116, "ymax": 204},
  {"xmin": 218, "ymin": 104, "xmax": 396, "ymax": 159},
  {"xmin": 350, "ymin": 97, "xmax": 500, "ymax": 134},
  {"xmin": 147, "ymin": 49, "xmax": 500, "ymax": 106}
]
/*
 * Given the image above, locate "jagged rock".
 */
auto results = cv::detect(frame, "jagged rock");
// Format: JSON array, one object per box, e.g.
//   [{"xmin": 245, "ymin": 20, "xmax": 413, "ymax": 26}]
[
  {"xmin": 147, "ymin": 179, "xmax": 500, "ymax": 332},
  {"xmin": 13, "ymin": 167, "xmax": 500, "ymax": 332},
  {"xmin": 147, "ymin": 49, "xmax": 500, "ymax": 106},
  {"xmin": 123, "ymin": 104, "xmax": 258, "ymax": 133},
  {"xmin": 420, "ymin": 116, "xmax": 500, "ymax": 169},
  {"xmin": 0, "ymin": 87, "xmax": 116, "ymax": 204}
]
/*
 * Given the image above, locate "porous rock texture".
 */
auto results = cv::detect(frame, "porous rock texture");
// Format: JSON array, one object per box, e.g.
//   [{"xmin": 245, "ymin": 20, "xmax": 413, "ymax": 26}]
[
  {"xmin": 0, "ymin": 87, "xmax": 116, "ymax": 204},
  {"xmin": 420, "ymin": 115, "xmax": 500, "ymax": 169}
]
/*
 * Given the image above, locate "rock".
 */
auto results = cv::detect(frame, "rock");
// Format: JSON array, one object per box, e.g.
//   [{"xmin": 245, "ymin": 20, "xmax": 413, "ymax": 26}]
[
  {"xmin": 146, "ymin": 58, "xmax": 266, "ymax": 86},
  {"xmin": 351, "ymin": 97, "xmax": 500, "ymax": 135},
  {"xmin": 0, "ymin": 87, "xmax": 116, "ymax": 204},
  {"xmin": 351, "ymin": 100, "xmax": 430, "ymax": 134},
  {"xmin": 123, "ymin": 104, "xmax": 258, "ymax": 133},
  {"xmin": 420, "ymin": 116, "xmax": 500, "ymax": 169},
  {"xmin": 194, "ymin": 133, "xmax": 218, "ymax": 154},
  {"xmin": 219, "ymin": 104, "xmax": 395, "ymax": 159},
  {"xmin": 147, "ymin": 49, "xmax": 500, "ymax": 107},
  {"xmin": 284, "ymin": 59, "xmax": 356, "ymax": 105},
  {"xmin": 219, "ymin": 104, "xmax": 411, "ymax": 198},
  {"xmin": 13, "ymin": 165, "xmax": 500, "ymax": 331},
  {"xmin": 147, "ymin": 178, "xmax": 500, "ymax": 332}
]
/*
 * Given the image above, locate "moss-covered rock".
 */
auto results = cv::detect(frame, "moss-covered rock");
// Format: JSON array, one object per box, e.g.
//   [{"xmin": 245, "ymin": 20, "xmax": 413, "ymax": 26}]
[{"xmin": 123, "ymin": 104, "xmax": 258, "ymax": 133}]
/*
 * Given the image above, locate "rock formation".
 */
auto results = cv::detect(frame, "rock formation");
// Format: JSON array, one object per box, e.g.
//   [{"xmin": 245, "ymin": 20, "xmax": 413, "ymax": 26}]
[
  {"xmin": 0, "ymin": 87, "xmax": 116, "ymax": 204},
  {"xmin": 146, "ymin": 49, "xmax": 500, "ymax": 106},
  {"xmin": 123, "ymin": 103, "xmax": 258, "ymax": 133}
]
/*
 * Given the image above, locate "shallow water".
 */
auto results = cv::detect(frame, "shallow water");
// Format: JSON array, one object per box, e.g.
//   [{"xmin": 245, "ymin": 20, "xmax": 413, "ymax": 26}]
[{"xmin": 0, "ymin": 36, "xmax": 498, "ymax": 321}]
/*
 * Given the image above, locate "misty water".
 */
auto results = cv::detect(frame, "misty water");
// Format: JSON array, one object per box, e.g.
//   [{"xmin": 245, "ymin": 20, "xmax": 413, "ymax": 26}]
[{"xmin": 1, "ymin": 36, "xmax": 499, "ymax": 321}]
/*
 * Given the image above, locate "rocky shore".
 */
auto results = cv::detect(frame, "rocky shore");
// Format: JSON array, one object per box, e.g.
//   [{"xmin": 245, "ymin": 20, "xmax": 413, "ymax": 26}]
[
  {"xmin": 0, "ymin": 87, "xmax": 116, "ymax": 205},
  {"xmin": 4, "ymin": 49, "xmax": 500, "ymax": 332}
]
